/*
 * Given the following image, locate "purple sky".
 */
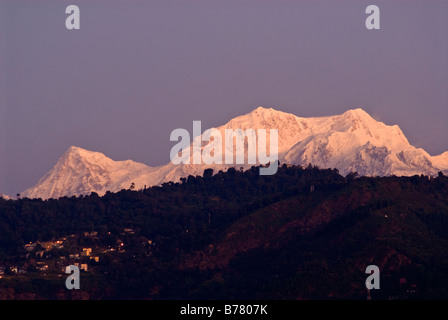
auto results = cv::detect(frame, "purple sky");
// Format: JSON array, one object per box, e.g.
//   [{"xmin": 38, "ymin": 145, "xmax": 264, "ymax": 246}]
[{"xmin": 1, "ymin": 0, "xmax": 448, "ymax": 195}]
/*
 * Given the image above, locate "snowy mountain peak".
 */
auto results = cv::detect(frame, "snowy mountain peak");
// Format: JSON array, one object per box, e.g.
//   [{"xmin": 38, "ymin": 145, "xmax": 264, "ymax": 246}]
[
  {"xmin": 0, "ymin": 193, "xmax": 12, "ymax": 200},
  {"xmin": 67, "ymin": 145, "xmax": 84, "ymax": 152},
  {"xmin": 57, "ymin": 147, "xmax": 111, "ymax": 172},
  {"xmin": 341, "ymin": 108, "xmax": 379, "ymax": 126},
  {"xmin": 250, "ymin": 106, "xmax": 277, "ymax": 116},
  {"xmin": 252, "ymin": 106, "xmax": 273, "ymax": 112},
  {"xmin": 337, "ymin": 108, "xmax": 377, "ymax": 127},
  {"xmin": 342, "ymin": 107, "xmax": 370, "ymax": 118},
  {"xmin": 21, "ymin": 146, "xmax": 151, "ymax": 199},
  {"xmin": 233, "ymin": 106, "xmax": 296, "ymax": 125},
  {"xmin": 63, "ymin": 146, "xmax": 108, "ymax": 161},
  {"xmin": 225, "ymin": 106, "xmax": 301, "ymax": 131}
]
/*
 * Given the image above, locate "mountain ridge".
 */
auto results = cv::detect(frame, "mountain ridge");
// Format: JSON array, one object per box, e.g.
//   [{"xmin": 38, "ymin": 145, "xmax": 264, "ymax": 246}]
[
  {"xmin": 21, "ymin": 107, "xmax": 448, "ymax": 199},
  {"xmin": 0, "ymin": 193, "xmax": 11, "ymax": 200}
]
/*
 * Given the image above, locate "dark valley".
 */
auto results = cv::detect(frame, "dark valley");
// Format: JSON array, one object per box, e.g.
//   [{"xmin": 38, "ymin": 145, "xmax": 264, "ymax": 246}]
[{"xmin": 1, "ymin": 165, "xmax": 448, "ymax": 300}]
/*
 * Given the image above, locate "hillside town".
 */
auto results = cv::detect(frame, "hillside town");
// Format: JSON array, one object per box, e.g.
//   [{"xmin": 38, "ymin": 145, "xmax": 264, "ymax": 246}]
[{"xmin": 0, "ymin": 228, "xmax": 155, "ymax": 281}]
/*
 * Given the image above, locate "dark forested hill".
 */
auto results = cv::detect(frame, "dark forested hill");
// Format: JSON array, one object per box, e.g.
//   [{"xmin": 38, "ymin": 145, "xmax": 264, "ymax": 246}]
[{"xmin": 1, "ymin": 165, "xmax": 448, "ymax": 299}]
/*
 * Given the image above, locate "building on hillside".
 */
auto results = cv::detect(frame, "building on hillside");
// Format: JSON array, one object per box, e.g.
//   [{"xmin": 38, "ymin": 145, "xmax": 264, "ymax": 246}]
[{"xmin": 81, "ymin": 248, "xmax": 92, "ymax": 257}]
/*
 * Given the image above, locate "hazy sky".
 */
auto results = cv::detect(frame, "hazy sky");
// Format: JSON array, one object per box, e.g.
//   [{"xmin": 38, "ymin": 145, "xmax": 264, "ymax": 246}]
[{"xmin": 1, "ymin": 0, "xmax": 447, "ymax": 195}]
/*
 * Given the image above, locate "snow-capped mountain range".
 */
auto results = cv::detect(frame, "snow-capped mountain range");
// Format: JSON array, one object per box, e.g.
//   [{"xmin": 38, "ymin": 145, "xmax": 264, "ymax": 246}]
[{"xmin": 20, "ymin": 107, "xmax": 448, "ymax": 199}]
